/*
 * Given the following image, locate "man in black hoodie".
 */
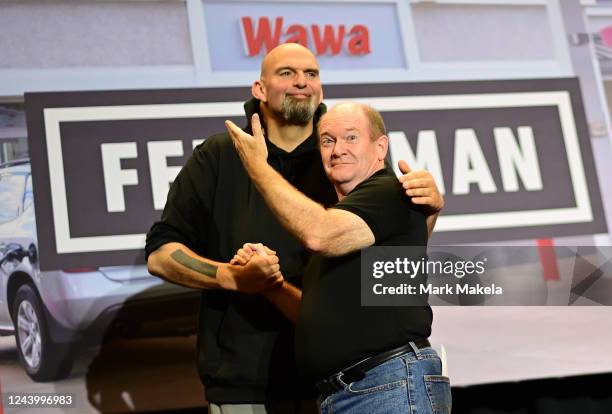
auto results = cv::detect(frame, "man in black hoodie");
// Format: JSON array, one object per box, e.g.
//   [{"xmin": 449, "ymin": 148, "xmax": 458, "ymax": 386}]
[{"xmin": 146, "ymin": 43, "xmax": 443, "ymax": 414}]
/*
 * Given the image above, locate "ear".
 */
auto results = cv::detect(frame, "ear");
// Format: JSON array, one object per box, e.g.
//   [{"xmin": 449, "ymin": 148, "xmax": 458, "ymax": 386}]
[
  {"xmin": 376, "ymin": 135, "xmax": 389, "ymax": 161},
  {"xmin": 252, "ymin": 80, "xmax": 266, "ymax": 102}
]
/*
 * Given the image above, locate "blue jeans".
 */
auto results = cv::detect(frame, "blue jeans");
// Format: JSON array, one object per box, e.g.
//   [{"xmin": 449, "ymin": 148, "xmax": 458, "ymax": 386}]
[{"xmin": 317, "ymin": 344, "xmax": 451, "ymax": 414}]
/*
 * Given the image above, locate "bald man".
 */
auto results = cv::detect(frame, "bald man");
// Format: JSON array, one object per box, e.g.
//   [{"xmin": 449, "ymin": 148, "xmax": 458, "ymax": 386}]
[{"xmin": 146, "ymin": 44, "xmax": 443, "ymax": 414}]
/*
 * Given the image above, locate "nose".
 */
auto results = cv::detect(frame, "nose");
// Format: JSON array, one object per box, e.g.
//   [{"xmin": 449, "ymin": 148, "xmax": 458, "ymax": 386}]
[
  {"xmin": 294, "ymin": 71, "xmax": 307, "ymax": 88},
  {"xmin": 331, "ymin": 139, "xmax": 346, "ymax": 157}
]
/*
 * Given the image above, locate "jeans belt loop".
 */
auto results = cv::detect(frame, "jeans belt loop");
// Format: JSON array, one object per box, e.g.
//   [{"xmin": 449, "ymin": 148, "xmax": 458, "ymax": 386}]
[{"xmin": 409, "ymin": 341, "xmax": 422, "ymax": 360}]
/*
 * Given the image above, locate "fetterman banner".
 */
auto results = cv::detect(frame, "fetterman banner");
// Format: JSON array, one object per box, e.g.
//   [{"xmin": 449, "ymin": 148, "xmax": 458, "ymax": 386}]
[{"xmin": 25, "ymin": 78, "xmax": 607, "ymax": 270}]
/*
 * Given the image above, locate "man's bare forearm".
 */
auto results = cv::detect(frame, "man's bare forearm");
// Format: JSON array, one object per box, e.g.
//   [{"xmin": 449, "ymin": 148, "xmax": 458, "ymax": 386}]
[
  {"xmin": 249, "ymin": 165, "xmax": 332, "ymax": 248},
  {"xmin": 261, "ymin": 281, "xmax": 302, "ymax": 324},
  {"xmin": 170, "ymin": 249, "xmax": 219, "ymax": 278},
  {"xmin": 147, "ymin": 242, "xmax": 233, "ymax": 290},
  {"xmin": 248, "ymin": 165, "xmax": 373, "ymax": 256}
]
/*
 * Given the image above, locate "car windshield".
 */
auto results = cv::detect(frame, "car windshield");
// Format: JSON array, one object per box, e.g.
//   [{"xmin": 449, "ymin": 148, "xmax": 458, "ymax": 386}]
[{"xmin": 0, "ymin": 173, "xmax": 26, "ymax": 223}]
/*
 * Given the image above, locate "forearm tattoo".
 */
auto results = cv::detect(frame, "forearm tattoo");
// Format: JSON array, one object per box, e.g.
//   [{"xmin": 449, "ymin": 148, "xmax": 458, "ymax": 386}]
[{"xmin": 170, "ymin": 249, "xmax": 218, "ymax": 278}]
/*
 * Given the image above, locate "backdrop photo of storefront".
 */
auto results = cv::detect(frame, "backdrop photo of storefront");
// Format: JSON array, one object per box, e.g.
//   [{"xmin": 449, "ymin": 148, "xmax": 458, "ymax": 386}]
[{"xmin": 1, "ymin": 1, "xmax": 612, "ymax": 413}]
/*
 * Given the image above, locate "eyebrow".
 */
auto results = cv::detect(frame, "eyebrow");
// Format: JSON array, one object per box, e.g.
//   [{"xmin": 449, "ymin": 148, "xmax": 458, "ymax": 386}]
[
  {"xmin": 276, "ymin": 66, "xmax": 319, "ymax": 74},
  {"xmin": 319, "ymin": 127, "xmax": 359, "ymax": 137}
]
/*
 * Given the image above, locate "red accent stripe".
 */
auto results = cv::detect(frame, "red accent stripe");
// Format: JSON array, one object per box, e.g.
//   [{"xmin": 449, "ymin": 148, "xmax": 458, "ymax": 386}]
[{"xmin": 537, "ymin": 239, "xmax": 560, "ymax": 281}]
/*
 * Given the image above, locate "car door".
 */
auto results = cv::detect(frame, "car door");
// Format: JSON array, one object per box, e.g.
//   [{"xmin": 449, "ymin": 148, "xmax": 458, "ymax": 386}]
[{"xmin": 0, "ymin": 170, "xmax": 28, "ymax": 328}]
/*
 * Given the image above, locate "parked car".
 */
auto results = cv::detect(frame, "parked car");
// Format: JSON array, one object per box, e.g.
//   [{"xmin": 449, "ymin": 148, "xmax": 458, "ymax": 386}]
[{"xmin": 0, "ymin": 159, "xmax": 198, "ymax": 381}]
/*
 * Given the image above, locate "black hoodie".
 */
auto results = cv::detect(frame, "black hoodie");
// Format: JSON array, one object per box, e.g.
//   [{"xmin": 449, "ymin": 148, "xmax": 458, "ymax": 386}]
[{"xmin": 145, "ymin": 98, "xmax": 336, "ymax": 403}]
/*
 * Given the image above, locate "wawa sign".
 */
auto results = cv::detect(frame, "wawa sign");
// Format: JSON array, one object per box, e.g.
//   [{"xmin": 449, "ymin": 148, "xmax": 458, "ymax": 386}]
[
  {"xmin": 201, "ymin": 1, "xmax": 406, "ymax": 72},
  {"xmin": 240, "ymin": 17, "xmax": 371, "ymax": 56}
]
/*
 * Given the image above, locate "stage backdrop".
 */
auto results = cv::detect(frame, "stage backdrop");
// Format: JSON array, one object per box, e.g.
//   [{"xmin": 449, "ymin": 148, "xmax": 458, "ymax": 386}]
[{"xmin": 26, "ymin": 78, "xmax": 607, "ymax": 271}]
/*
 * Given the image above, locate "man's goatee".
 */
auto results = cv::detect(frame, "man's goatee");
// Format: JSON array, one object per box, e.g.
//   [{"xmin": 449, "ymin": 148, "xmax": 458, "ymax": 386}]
[{"xmin": 280, "ymin": 96, "xmax": 316, "ymax": 126}]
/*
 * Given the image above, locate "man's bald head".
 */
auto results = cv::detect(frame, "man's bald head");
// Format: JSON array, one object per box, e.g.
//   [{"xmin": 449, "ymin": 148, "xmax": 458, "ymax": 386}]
[{"xmin": 260, "ymin": 43, "xmax": 318, "ymax": 79}]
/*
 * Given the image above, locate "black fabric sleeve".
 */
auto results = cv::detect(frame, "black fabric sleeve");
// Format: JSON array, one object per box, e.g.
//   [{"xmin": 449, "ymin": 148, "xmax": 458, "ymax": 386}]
[
  {"xmin": 332, "ymin": 173, "xmax": 424, "ymax": 244},
  {"xmin": 144, "ymin": 136, "xmax": 220, "ymax": 260}
]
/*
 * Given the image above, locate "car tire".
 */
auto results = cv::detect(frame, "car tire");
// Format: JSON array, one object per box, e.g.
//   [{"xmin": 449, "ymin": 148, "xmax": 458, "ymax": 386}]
[{"xmin": 12, "ymin": 284, "xmax": 73, "ymax": 381}]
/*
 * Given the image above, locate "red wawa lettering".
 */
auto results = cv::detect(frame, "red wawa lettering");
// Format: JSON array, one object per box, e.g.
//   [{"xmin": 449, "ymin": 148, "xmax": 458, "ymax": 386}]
[{"xmin": 241, "ymin": 17, "xmax": 370, "ymax": 56}]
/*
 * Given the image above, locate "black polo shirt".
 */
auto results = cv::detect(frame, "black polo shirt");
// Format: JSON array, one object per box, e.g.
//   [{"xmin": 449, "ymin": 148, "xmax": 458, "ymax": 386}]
[{"xmin": 295, "ymin": 169, "xmax": 431, "ymax": 382}]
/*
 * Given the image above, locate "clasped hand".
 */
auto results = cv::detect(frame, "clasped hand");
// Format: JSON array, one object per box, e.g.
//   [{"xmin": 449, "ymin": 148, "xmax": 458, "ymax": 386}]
[{"xmin": 227, "ymin": 243, "xmax": 283, "ymax": 294}]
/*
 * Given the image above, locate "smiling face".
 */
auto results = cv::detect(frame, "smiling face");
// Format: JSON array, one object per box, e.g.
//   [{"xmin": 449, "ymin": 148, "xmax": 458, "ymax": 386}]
[
  {"xmin": 318, "ymin": 103, "xmax": 388, "ymax": 195},
  {"xmin": 252, "ymin": 43, "xmax": 323, "ymax": 126}
]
